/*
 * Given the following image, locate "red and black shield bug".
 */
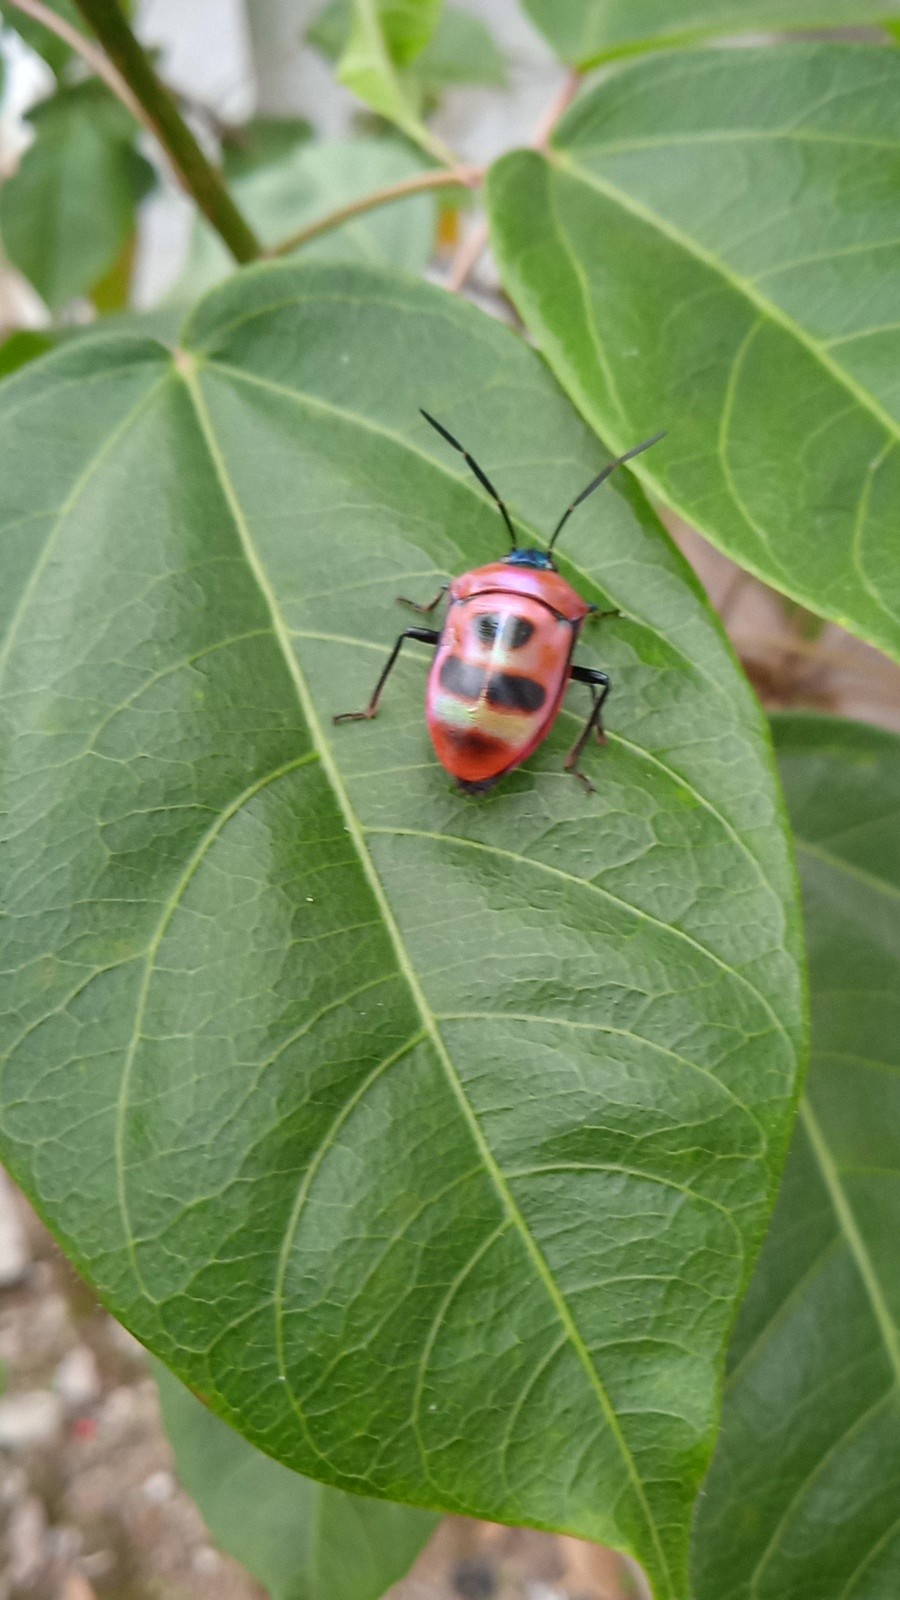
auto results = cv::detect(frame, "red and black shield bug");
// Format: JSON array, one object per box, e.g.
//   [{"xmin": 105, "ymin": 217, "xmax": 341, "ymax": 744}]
[{"xmin": 334, "ymin": 413, "xmax": 665, "ymax": 795}]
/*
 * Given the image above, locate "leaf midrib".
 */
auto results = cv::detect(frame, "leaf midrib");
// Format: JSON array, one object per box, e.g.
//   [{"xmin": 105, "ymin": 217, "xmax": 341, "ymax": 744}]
[
  {"xmin": 178, "ymin": 356, "xmax": 675, "ymax": 1597},
  {"xmin": 796, "ymin": 838, "xmax": 900, "ymax": 905},
  {"xmin": 366, "ymin": 824, "xmax": 790, "ymax": 1046},
  {"xmin": 565, "ymin": 128, "xmax": 900, "ymax": 157},
  {"xmin": 738, "ymin": 816, "xmax": 900, "ymax": 1596},
  {"xmin": 798, "ymin": 1100, "xmax": 900, "ymax": 1386}
]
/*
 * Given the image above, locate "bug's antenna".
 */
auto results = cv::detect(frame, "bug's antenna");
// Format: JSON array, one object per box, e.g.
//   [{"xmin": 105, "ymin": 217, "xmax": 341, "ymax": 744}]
[
  {"xmin": 547, "ymin": 431, "xmax": 667, "ymax": 553},
  {"xmin": 420, "ymin": 409, "xmax": 517, "ymax": 551}
]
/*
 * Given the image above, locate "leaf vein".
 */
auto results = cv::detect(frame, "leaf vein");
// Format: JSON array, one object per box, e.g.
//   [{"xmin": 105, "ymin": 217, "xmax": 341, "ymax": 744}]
[
  {"xmin": 437, "ymin": 1010, "xmax": 766, "ymax": 1148},
  {"xmin": 0, "ymin": 371, "xmax": 171, "ymax": 693},
  {"xmin": 366, "ymin": 825, "xmax": 791, "ymax": 1048},
  {"xmin": 113, "ymin": 752, "xmax": 319, "ymax": 1291}
]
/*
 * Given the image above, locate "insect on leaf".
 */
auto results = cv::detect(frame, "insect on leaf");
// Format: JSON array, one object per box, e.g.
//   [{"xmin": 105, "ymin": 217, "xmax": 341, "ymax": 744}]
[{"xmin": 0, "ymin": 261, "xmax": 804, "ymax": 1600}]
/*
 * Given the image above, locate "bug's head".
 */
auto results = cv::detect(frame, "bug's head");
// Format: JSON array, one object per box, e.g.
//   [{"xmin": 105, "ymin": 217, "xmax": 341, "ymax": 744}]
[{"xmin": 504, "ymin": 548, "xmax": 557, "ymax": 571}]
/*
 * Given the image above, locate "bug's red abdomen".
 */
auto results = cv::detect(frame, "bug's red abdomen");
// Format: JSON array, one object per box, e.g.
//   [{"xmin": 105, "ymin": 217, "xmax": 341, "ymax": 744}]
[{"xmin": 426, "ymin": 580, "xmax": 580, "ymax": 787}]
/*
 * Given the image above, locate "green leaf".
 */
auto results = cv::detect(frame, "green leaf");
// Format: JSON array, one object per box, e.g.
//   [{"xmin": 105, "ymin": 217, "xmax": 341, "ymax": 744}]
[
  {"xmin": 412, "ymin": 6, "xmax": 506, "ymax": 89},
  {"xmin": 155, "ymin": 1362, "xmax": 438, "ymax": 1600},
  {"xmin": 309, "ymin": 0, "xmax": 442, "ymax": 68},
  {"xmin": 693, "ymin": 714, "xmax": 900, "ymax": 1600},
  {"xmin": 365, "ymin": 0, "xmax": 442, "ymax": 66},
  {"xmin": 309, "ymin": 0, "xmax": 352, "ymax": 60},
  {"xmin": 223, "ymin": 117, "xmax": 314, "ymax": 179},
  {"xmin": 0, "ymin": 81, "xmax": 155, "ymax": 311},
  {"xmin": 171, "ymin": 139, "xmax": 437, "ymax": 304},
  {"xmin": 520, "ymin": 1, "xmax": 900, "ymax": 68},
  {"xmin": 0, "ymin": 331, "xmax": 53, "ymax": 380},
  {"xmin": 2, "ymin": 0, "xmax": 134, "ymax": 78},
  {"xmin": 0, "ymin": 260, "xmax": 804, "ymax": 1600},
  {"xmin": 2, "ymin": 0, "xmax": 84, "ymax": 77},
  {"xmin": 312, "ymin": 1, "xmax": 506, "ymax": 89},
  {"xmin": 0, "ymin": 312, "xmax": 180, "ymax": 387},
  {"xmin": 487, "ymin": 46, "xmax": 900, "ymax": 665},
  {"xmin": 337, "ymin": 0, "xmax": 452, "ymax": 161}
]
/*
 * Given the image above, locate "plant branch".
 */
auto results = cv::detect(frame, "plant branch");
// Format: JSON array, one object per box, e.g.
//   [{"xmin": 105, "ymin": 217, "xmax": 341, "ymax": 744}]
[
  {"xmin": 267, "ymin": 166, "xmax": 483, "ymax": 259},
  {"xmin": 530, "ymin": 66, "xmax": 582, "ymax": 153},
  {"xmin": 447, "ymin": 217, "xmax": 489, "ymax": 293},
  {"xmin": 447, "ymin": 66, "xmax": 582, "ymax": 295},
  {"xmin": 67, "ymin": 0, "xmax": 261, "ymax": 264}
]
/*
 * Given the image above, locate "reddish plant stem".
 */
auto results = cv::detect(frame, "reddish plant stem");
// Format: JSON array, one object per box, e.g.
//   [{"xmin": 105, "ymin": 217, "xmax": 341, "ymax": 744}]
[
  {"xmin": 268, "ymin": 167, "xmax": 482, "ymax": 259},
  {"xmin": 447, "ymin": 66, "xmax": 582, "ymax": 295}
]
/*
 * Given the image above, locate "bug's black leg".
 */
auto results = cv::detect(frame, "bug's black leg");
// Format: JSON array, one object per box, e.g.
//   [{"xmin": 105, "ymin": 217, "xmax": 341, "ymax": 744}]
[
  {"xmin": 585, "ymin": 606, "xmax": 621, "ymax": 624},
  {"xmin": 396, "ymin": 583, "xmax": 448, "ymax": 615},
  {"xmin": 565, "ymin": 665, "xmax": 612, "ymax": 792},
  {"xmin": 333, "ymin": 628, "xmax": 440, "ymax": 724}
]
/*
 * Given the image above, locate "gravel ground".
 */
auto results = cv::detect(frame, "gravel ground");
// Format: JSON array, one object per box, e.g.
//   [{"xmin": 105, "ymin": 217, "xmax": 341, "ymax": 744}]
[{"xmin": 0, "ymin": 1169, "xmax": 266, "ymax": 1599}]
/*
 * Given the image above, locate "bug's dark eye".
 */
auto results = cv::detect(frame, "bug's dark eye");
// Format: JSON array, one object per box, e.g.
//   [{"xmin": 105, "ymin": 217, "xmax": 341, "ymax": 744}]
[
  {"xmin": 475, "ymin": 613, "xmax": 502, "ymax": 645},
  {"xmin": 504, "ymin": 616, "xmax": 534, "ymax": 650}
]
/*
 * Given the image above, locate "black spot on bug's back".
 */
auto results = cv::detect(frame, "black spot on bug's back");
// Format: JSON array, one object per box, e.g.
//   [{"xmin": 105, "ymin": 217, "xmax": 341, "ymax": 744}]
[
  {"xmin": 505, "ymin": 615, "xmax": 534, "ymax": 650},
  {"xmin": 439, "ymin": 656, "xmax": 486, "ymax": 700},
  {"xmin": 473, "ymin": 613, "xmax": 534, "ymax": 650},
  {"xmin": 487, "ymin": 672, "xmax": 546, "ymax": 713},
  {"xmin": 475, "ymin": 613, "xmax": 501, "ymax": 645}
]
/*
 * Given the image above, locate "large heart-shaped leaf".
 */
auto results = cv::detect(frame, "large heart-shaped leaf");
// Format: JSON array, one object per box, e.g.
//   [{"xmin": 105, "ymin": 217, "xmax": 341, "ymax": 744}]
[
  {"xmin": 156, "ymin": 1362, "xmax": 438, "ymax": 1600},
  {"xmin": 519, "ymin": 1, "xmax": 900, "ymax": 67},
  {"xmin": 693, "ymin": 714, "xmax": 900, "ymax": 1600},
  {"xmin": 0, "ymin": 261, "xmax": 804, "ymax": 1600},
  {"xmin": 488, "ymin": 46, "xmax": 900, "ymax": 663}
]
